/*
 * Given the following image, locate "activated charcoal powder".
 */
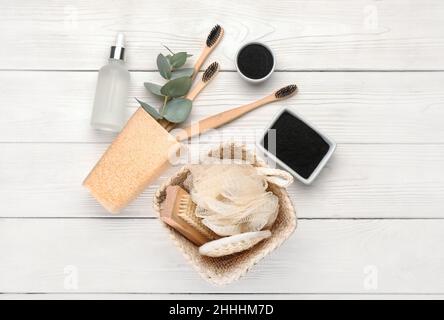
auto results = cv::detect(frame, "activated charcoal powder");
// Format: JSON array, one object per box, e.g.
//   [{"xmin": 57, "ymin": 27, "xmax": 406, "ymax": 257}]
[
  {"xmin": 237, "ymin": 43, "xmax": 274, "ymax": 80},
  {"xmin": 262, "ymin": 111, "xmax": 330, "ymax": 179}
]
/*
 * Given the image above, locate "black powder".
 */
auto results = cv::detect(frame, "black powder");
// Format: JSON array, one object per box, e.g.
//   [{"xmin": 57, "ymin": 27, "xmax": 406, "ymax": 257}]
[
  {"xmin": 237, "ymin": 44, "xmax": 274, "ymax": 79},
  {"xmin": 262, "ymin": 111, "xmax": 330, "ymax": 179}
]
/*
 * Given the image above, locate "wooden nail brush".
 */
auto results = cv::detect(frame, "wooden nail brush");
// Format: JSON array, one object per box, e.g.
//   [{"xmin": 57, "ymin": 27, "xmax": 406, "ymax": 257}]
[{"xmin": 160, "ymin": 185, "xmax": 217, "ymax": 246}]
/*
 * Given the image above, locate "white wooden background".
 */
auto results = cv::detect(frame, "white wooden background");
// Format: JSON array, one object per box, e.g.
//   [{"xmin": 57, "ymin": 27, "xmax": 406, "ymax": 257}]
[{"xmin": 1, "ymin": 0, "xmax": 444, "ymax": 299}]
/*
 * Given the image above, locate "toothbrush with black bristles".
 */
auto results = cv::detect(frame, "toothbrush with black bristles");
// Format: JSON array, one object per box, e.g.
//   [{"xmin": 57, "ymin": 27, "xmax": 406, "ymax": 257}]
[
  {"xmin": 192, "ymin": 25, "xmax": 224, "ymax": 80},
  {"xmin": 160, "ymin": 25, "xmax": 223, "ymax": 130},
  {"xmin": 165, "ymin": 62, "xmax": 220, "ymax": 131},
  {"xmin": 175, "ymin": 84, "xmax": 298, "ymax": 141}
]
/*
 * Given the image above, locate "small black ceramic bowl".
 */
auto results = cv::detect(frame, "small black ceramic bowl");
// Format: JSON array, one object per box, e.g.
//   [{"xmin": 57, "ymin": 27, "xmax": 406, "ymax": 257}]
[{"xmin": 235, "ymin": 42, "xmax": 275, "ymax": 83}]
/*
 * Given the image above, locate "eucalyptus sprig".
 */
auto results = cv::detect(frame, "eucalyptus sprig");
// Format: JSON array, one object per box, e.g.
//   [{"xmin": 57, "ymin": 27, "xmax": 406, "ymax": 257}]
[{"xmin": 136, "ymin": 45, "xmax": 194, "ymax": 123}]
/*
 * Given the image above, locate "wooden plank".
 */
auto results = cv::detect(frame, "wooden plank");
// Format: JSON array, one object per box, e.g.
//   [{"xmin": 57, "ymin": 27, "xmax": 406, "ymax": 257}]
[
  {"xmin": 1, "ymin": 143, "xmax": 444, "ymax": 218},
  {"xmin": 1, "ymin": 218, "xmax": 444, "ymax": 293},
  {"xmin": 1, "ymin": 71, "xmax": 444, "ymax": 143},
  {"xmin": 1, "ymin": 0, "xmax": 444, "ymax": 70}
]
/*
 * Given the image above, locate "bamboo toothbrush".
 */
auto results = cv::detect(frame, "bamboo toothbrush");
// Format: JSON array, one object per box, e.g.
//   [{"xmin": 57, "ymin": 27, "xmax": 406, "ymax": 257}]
[
  {"xmin": 175, "ymin": 84, "xmax": 298, "ymax": 141},
  {"xmin": 192, "ymin": 25, "xmax": 224, "ymax": 80},
  {"xmin": 159, "ymin": 26, "xmax": 223, "ymax": 129},
  {"xmin": 164, "ymin": 61, "xmax": 220, "ymax": 131}
]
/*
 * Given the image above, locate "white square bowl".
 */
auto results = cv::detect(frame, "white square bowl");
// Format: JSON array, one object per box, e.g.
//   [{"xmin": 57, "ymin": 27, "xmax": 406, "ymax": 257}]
[{"xmin": 256, "ymin": 107, "xmax": 336, "ymax": 185}]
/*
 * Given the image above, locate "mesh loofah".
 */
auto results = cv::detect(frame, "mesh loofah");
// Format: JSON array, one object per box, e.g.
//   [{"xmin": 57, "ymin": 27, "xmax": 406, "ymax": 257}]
[
  {"xmin": 187, "ymin": 162, "xmax": 282, "ymax": 236},
  {"xmin": 153, "ymin": 142, "xmax": 297, "ymax": 286}
]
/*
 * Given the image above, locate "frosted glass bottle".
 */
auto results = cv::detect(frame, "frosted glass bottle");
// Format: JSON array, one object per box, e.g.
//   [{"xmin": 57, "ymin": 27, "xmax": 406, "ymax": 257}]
[{"xmin": 91, "ymin": 33, "xmax": 130, "ymax": 132}]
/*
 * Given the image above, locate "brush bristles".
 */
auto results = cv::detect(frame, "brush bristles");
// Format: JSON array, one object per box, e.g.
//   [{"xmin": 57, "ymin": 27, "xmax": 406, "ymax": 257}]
[
  {"xmin": 275, "ymin": 84, "xmax": 298, "ymax": 99},
  {"xmin": 206, "ymin": 25, "xmax": 222, "ymax": 47},
  {"xmin": 202, "ymin": 62, "xmax": 219, "ymax": 82},
  {"xmin": 177, "ymin": 194, "xmax": 195, "ymax": 216},
  {"xmin": 177, "ymin": 195, "xmax": 216, "ymax": 240}
]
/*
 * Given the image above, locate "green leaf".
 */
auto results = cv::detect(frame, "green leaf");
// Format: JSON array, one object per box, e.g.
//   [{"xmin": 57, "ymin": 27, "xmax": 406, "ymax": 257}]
[
  {"xmin": 157, "ymin": 54, "xmax": 171, "ymax": 80},
  {"xmin": 160, "ymin": 76, "xmax": 192, "ymax": 98},
  {"xmin": 170, "ymin": 68, "xmax": 194, "ymax": 80},
  {"xmin": 144, "ymin": 82, "xmax": 164, "ymax": 97},
  {"xmin": 163, "ymin": 98, "xmax": 193, "ymax": 123},
  {"xmin": 170, "ymin": 52, "xmax": 188, "ymax": 68},
  {"xmin": 187, "ymin": 53, "xmax": 193, "ymax": 57},
  {"xmin": 135, "ymin": 98, "xmax": 162, "ymax": 120}
]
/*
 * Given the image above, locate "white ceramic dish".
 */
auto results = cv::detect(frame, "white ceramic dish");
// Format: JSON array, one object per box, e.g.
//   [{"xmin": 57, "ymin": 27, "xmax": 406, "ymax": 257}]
[
  {"xmin": 256, "ymin": 107, "xmax": 336, "ymax": 185},
  {"xmin": 235, "ymin": 41, "xmax": 276, "ymax": 83}
]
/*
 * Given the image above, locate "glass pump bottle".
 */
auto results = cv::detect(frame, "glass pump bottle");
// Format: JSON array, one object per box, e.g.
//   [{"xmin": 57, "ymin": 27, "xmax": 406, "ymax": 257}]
[{"xmin": 91, "ymin": 33, "xmax": 130, "ymax": 132}]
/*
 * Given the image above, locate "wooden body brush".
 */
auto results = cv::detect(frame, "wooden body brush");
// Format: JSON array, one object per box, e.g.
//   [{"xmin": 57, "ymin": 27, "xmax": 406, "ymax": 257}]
[
  {"xmin": 175, "ymin": 84, "xmax": 298, "ymax": 141},
  {"xmin": 160, "ymin": 185, "xmax": 217, "ymax": 245},
  {"xmin": 164, "ymin": 61, "xmax": 220, "ymax": 131}
]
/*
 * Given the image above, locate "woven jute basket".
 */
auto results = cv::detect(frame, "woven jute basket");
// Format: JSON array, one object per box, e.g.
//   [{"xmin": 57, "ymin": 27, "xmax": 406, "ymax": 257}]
[{"xmin": 153, "ymin": 142, "xmax": 297, "ymax": 285}]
